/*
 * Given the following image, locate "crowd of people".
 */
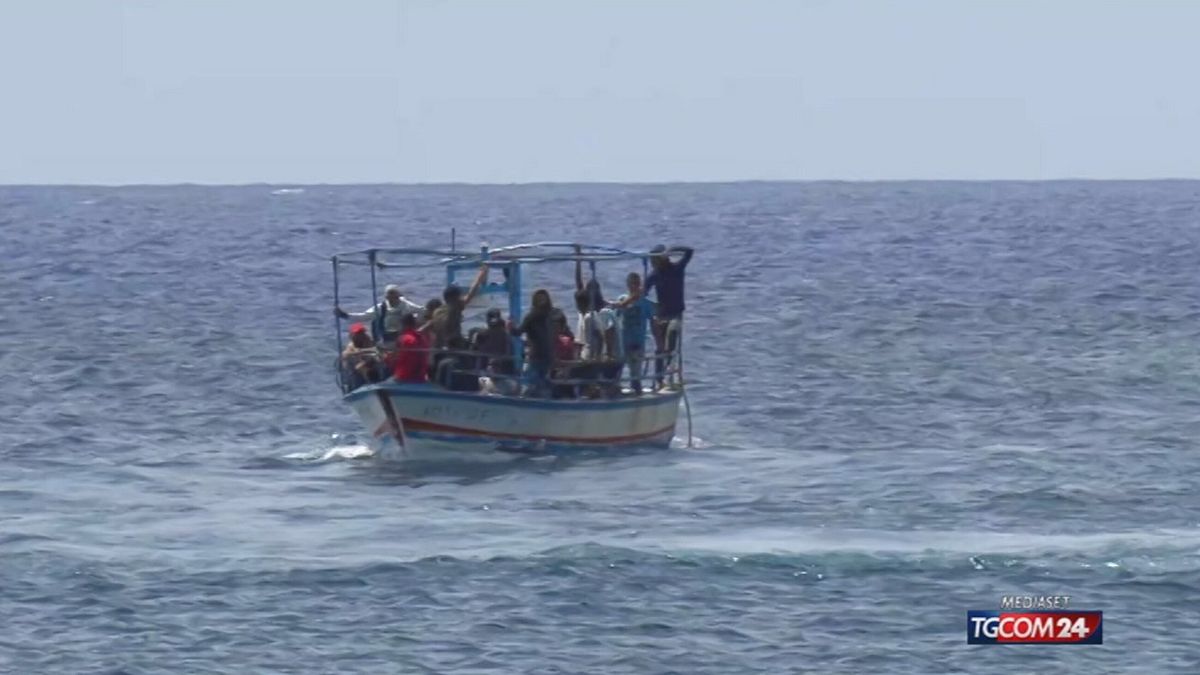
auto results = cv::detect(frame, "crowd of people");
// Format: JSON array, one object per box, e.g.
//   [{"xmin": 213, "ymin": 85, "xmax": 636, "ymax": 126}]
[{"xmin": 336, "ymin": 244, "xmax": 693, "ymax": 398}]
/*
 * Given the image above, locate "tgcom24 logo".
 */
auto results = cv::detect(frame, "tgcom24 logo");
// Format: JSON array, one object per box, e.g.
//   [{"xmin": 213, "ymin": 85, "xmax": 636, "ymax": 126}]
[{"xmin": 967, "ymin": 597, "xmax": 1102, "ymax": 645}]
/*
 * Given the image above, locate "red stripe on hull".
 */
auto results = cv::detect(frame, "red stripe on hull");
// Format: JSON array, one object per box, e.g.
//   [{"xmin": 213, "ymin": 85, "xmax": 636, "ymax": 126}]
[
  {"xmin": 372, "ymin": 420, "xmax": 398, "ymax": 438},
  {"xmin": 401, "ymin": 419, "xmax": 676, "ymax": 445}
]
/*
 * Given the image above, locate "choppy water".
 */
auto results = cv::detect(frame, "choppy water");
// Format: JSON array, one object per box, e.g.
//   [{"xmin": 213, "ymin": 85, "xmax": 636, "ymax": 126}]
[{"xmin": 3, "ymin": 182, "xmax": 1200, "ymax": 673}]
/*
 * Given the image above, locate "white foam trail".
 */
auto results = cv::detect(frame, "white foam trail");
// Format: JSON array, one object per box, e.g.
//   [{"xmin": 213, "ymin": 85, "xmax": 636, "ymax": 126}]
[
  {"xmin": 321, "ymin": 445, "xmax": 375, "ymax": 461},
  {"xmin": 270, "ymin": 188, "xmax": 305, "ymax": 195},
  {"xmin": 671, "ymin": 435, "xmax": 709, "ymax": 449},
  {"xmin": 284, "ymin": 444, "xmax": 375, "ymax": 462},
  {"xmin": 979, "ymin": 443, "xmax": 1047, "ymax": 454},
  {"xmin": 658, "ymin": 527, "xmax": 1200, "ymax": 557}
]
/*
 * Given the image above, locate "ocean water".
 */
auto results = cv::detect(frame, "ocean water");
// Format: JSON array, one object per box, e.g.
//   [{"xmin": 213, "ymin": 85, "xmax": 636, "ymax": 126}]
[{"xmin": 2, "ymin": 181, "xmax": 1199, "ymax": 673}]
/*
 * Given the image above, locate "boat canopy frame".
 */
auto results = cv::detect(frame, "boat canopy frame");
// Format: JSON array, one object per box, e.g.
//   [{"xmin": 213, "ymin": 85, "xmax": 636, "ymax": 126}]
[{"xmin": 331, "ymin": 241, "xmax": 658, "ymax": 368}]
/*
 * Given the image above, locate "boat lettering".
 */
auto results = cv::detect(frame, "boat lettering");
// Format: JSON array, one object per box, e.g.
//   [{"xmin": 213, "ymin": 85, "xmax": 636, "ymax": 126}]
[
  {"xmin": 419, "ymin": 403, "xmax": 496, "ymax": 426},
  {"xmin": 422, "ymin": 404, "xmax": 448, "ymax": 418}
]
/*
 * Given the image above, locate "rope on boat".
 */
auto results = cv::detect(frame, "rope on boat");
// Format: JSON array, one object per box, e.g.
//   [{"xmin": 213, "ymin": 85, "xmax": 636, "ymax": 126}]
[
  {"xmin": 682, "ymin": 386, "xmax": 694, "ymax": 449},
  {"xmin": 678, "ymin": 327, "xmax": 693, "ymax": 448}
]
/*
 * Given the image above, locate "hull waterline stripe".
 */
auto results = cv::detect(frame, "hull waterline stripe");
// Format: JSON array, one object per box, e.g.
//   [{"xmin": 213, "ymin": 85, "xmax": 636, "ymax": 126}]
[
  {"xmin": 346, "ymin": 384, "xmax": 683, "ymax": 411},
  {"xmin": 397, "ymin": 419, "xmax": 677, "ymax": 445}
]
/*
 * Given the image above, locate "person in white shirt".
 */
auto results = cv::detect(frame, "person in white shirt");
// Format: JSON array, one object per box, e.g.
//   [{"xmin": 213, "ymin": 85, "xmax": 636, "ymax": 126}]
[
  {"xmin": 336, "ymin": 284, "xmax": 423, "ymax": 345},
  {"xmin": 570, "ymin": 247, "xmax": 623, "ymax": 397},
  {"xmin": 572, "ymin": 244, "xmax": 622, "ymax": 361}
]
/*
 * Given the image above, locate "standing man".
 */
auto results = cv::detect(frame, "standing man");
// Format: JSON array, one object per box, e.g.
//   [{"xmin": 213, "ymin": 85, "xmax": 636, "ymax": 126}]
[
  {"xmin": 644, "ymin": 244, "xmax": 693, "ymax": 390},
  {"xmin": 612, "ymin": 272, "xmax": 656, "ymax": 395},
  {"xmin": 426, "ymin": 264, "xmax": 489, "ymax": 349},
  {"xmin": 336, "ymin": 284, "xmax": 423, "ymax": 345}
]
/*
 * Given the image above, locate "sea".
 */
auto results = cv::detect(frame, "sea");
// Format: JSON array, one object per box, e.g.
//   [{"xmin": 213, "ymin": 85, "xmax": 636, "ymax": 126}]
[{"xmin": 2, "ymin": 181, "xmax": 1199, "ymax": 674}]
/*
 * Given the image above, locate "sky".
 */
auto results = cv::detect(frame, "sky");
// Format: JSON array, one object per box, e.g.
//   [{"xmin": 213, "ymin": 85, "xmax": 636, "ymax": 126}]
[{"xmin": 1, "ymin": 0, "xmax": 1198, "ymax": 184}]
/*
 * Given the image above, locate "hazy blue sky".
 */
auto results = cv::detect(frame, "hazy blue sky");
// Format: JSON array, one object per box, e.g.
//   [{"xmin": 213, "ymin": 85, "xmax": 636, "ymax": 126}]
[{"xmin": 2, "ymin": 1, "xmax": 1198, "ymax": 183}]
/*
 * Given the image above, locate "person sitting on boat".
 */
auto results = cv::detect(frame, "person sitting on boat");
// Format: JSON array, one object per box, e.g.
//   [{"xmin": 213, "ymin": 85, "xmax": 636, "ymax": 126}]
[
  {"xmin": 392, "ymin": 313, "xmax": 429, "ymax": 383},
  {"xmin": 509, "ymin": 289, "xmax": 556, "ymax": 398},
  {"xmin": 644, "ymin": 244, "xmax": 694, "ymax": 389},
  {"xmin": 336, "ymin": 284, "xmax": 422, "ymax": 345},
  {"xmin": 433, "ymin": 335, "xmax": 481, "ymax": 392},
  {"xmin": 610, "ymin": 271, "xmax": 657, "ymax": 395},
  {"xmin": 471, "ymin": 308, "xmax": 516, "ymax": 393},
  {"xmin": 341, "ymin": 323, "xmax": 384, "ymax": 390}
]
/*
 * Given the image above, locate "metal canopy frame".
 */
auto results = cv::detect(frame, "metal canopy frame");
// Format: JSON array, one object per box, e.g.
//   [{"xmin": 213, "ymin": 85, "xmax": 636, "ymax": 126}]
[{"xmin": 332, "ymin": 241, "xmax": 656, "ymax": 372}]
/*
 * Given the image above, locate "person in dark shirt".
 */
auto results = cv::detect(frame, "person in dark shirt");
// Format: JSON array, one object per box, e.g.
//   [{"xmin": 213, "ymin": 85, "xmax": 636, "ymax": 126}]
[
  {"xmin": 472, "ymin": 308, "xmax": 515, "ymax": 392},
  {"xmin": 644, "ymin": 244, "xmax": 693, "ymax": 389},
  {"xmin": 434, "ymin": 334, "xmax": 480, "ymax": 392},
  {"xmin": 509, "ymin": 289, "xmax": 556, "ymax": 397},
  {"xmin": 472, "ymin": 309, "xmax": 513, "ymax": 368}
]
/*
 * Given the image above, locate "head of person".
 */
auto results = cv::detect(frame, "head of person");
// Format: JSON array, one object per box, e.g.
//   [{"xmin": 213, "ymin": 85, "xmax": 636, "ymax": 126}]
[
  {"xmin": 573, "ymin": 288, "xmax": 591, "ymax": 314},
  {"xmin": 552, "ymin": 309, "xmax": 569, "ymax": 334},
  {"xmin": 424, "ymin": 298, "xmax": 443, "ymax": 321},
  {"xmin": 574, "ymin": 279, "xmax": 605, "ymax": 313},
  {"xmin": 486, "ymin": 308, "xmax": 504, "ymax": 330},
  {"xmin": 400, "ymin": 313, "xmax": 417, "ymax": 332},
  {"xmin": 443, "ymin": 284, "xmax": 463, "ymax": 306},
  {"xmin": 649, "ymin": 244, "xmax": 668, "ymax": 271},
  {"xmin": 585, "ymin": 279, "xmax": 605, "ymax": 309},
  {"xmin": 626, "ymin": 272, "xmax": 642, "ymax": 294},
  {"xmin": 531, "ymin": 288, "xmax": 552, "ymax": 312},
  {"xmin": 349, "ymin": 323, "xmax": 372, "ymax": 347},
  {"xmin": 384, "ymin": 284, "xmax": 402, "ymax": 306}
]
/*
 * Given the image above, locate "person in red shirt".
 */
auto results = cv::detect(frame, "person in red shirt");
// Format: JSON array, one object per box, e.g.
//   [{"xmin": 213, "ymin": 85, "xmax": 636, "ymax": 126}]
[
  {"xmin": 550, "ymin": 310, "xmax": 578, "ymax": 398},
  {"xmin": 552, "ymin": 310, "xmax": 576, "ymax": 362},
  {"xmin": 392, "ymin": 314, "xmax": 430, "ymax": 383}
]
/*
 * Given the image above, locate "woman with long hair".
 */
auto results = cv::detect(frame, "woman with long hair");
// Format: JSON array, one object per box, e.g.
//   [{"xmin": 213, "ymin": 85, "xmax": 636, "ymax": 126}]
[{"xmin": 509, "ymin": 289, "xmax": 557, "ymax": 397}]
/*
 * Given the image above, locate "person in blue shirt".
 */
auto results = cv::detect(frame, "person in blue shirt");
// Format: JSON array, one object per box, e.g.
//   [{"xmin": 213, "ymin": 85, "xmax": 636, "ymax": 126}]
[
  {"xmin": 612, "ymin": 272, "xmax": 657, "ymax": 394},
  {"xmin": 643, "ymin": 244, "xmax": 693, "ymax": 389}
]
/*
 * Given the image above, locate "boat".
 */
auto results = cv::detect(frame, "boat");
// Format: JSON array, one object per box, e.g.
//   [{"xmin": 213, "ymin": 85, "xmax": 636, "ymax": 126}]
[{"xmin": 331, "ymin": 242, "xmax": 692, "ymax": 459}]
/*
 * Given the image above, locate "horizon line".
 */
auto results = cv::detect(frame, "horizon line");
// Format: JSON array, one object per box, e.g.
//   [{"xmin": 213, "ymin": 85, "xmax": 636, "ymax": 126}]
[{"xmin": 2, "ymin": 177, "xmax": 1200, "ymax": 188}]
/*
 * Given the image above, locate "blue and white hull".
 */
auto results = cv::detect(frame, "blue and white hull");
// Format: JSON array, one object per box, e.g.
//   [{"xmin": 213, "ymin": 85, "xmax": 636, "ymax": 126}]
[{"xmin": 344, "ymin": 383, "xmax": 682, "ymax": 459}]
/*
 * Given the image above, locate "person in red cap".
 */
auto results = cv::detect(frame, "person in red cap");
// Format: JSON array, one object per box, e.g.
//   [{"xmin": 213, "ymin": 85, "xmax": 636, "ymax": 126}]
[
  {"xmin": 392, "ymin": 314, "xmax": 430, "ymax": 383},
  {"xmin": 340, "ymin": 323, "xmax": 383, "ymax": 390}
]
